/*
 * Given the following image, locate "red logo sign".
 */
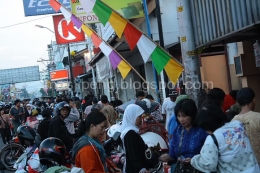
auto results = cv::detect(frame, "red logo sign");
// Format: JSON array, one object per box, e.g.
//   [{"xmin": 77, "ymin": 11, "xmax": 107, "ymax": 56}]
[
  {"xmin": 53, "ymin": 15, "xmax": 85, "ymax": 45},
  {"xmin": 50, "ymin": 69, "xmax": 68, "ymax": 81}
]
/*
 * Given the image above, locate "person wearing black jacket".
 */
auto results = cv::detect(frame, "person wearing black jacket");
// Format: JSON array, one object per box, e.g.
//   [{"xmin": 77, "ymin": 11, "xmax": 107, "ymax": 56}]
[
  {"xmin": 37, "ymin": 109, "xmax": 52, "ymax": 140},
  {"xmin": 120, "ymin": 104, "xmax": 149, "ymax": 173},
  {"xmin": 48, "ymin": 101, "xmax": 73, "ymax": 151}
]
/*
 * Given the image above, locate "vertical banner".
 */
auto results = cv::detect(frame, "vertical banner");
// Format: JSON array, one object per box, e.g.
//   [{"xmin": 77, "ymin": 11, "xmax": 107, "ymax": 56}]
[{"xmin": 96, "ymin": 56, "xmax": 112, "ymax": 82}]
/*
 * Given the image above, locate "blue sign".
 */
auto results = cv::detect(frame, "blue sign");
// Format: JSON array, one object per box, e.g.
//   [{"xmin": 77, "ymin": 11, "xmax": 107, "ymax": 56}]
[{"xmin": 23, "ymin": 0, "xmax": 71, "ymax": 16}]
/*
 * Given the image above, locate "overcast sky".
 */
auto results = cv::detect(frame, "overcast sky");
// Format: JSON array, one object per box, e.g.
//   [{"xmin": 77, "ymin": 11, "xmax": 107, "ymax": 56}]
[
  {"xmin": 0, "ymin": 1, "xmax": 55, "ymax": 71},
  {"xmin": 0, "ymin": 1, "xmax": 58, "ymax": 92}
]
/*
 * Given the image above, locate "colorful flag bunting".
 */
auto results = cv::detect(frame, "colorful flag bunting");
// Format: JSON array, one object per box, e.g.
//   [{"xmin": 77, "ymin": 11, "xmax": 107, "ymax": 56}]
[
  {"xmin": 81, "ymin": 25, "xmax": 93, "ymax": 37},
  {"xmin": 91, "ymin": 34, "xmax": 102, "ymax": 48},
  {"xmin": 60, "ymin": 6, "xmax": 71, "ymax": 20},
  {"xmin": 99, "ymin": 42, "xmax": 112, "ymax": 57},
  {"xmin": 49, "ymin": 0, "xmax": 60, "ymax": 12},
  {"xmin": 49, "ymin": 0, "xmax": 131, "ymax": 79},
  {"xmin": 124, "ymin": 23, "xmax": 142, "ymax": 50},
  {"xmin": 109, "ymin": 51, "xmax": 131, "ymax": 79},
  {"xmin": 108, "ymin": 12, "xmax": 127, "ymax": 38},
  {"xmin": 137, "ymin": 35, "xmax": 157, "ymax": 63},
  {"xmin": 92, "ymin": 0, "xmax": 112, "ymax": 25},
  {"xmin": 79, "ymin": 0, "xmax": 184, "ymax": 84},
  {"xmin": 71, "ymin": 15, "xmax": 82, "ymax": 29}
]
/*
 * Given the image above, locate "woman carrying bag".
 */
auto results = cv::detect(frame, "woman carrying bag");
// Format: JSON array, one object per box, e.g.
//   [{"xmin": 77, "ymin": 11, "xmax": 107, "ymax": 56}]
[
  {"xmin": 160, "ymin": 99, "xmax": 208, "ymax": 173},
  {"xmin": 0, "ymin": 105, "xmax": 11, "ymax": 145},
  {"xmin": 72, "ymin": 111, "xmax": 121, "ymax": 173}
]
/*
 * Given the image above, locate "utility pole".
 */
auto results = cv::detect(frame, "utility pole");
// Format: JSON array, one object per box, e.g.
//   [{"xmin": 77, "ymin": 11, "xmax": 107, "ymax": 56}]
[
  {"xmin": 155, "ymin": 0, "xmax": 169, "ymax": 98},
  {"xmin": 177, "ymin": 0, "xmax": 201, "ymax": 105},
  {"xmin": 67, "ymin": 44, "xmax": 75, "ymax": 97}
]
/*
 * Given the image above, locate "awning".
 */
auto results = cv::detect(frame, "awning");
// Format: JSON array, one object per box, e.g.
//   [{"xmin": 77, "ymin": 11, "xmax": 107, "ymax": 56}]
[{"xmin": 77, "ymin": 70, "xmax": 92, "ymax": 78}]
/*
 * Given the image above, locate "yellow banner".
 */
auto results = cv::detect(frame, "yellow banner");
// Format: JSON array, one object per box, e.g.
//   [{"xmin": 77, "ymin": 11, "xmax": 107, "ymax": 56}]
[{"xmin": 70, "ymin": 0, "xmax": 144, "ymax": 24}]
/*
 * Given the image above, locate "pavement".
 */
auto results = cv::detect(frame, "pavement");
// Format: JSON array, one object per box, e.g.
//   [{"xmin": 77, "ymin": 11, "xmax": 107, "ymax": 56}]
[{"xmin": 0, "ymin": 137, "xmax": 15, "ymax": 173}]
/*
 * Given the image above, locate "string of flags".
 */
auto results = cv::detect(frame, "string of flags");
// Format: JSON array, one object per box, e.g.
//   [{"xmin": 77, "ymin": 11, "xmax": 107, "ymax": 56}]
[
  {"xmin": 79, "ymin": 0, "xmax": 184, "ymax": 84},
  {"xmin": 49, "ymin": 0, "xmax": 184, "ymax": 84},
  {"xmin": 49, "ymin": 0, "xmax": 132, "ymax": 79}
]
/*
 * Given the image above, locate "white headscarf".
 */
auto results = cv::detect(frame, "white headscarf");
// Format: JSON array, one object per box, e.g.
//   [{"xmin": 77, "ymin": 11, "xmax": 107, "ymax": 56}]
[
  {"xmin": 120, "ymin": 104, "xmax": 144, "ymax": 140},
  {"xmin": 26, "ymin": 104, "xmax": 33, "ymax": 114}
]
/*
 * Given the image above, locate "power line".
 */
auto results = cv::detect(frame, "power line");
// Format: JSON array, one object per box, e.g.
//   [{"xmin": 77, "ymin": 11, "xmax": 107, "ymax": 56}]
[{"xmin": 0, "ymin": 16, "xmax": 51, "ymax": 29}]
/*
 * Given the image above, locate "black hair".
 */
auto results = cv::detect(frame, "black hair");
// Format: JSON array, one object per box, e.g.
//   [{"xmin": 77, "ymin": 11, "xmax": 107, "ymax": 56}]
[
  {"xmin": 136, "ymin": 91, "xmax": 145, "ymax": 98},
  {"xmin": 92, "ymin": 97, "xmax": 98, "ymax": 104},
  {"xmin": 208, "ymin": 88, "xmax": 225, "ymax": 102},
  {"xmin": 41, "ymin": 109, "xmax": 51, "ymax": 119},
  {"xmin": 78, "ymin": 112, "xmax": 107, "ymax": 136},
  {"xmin": 174, "ymin": 99, "xmax": 198, "ymax": 126},
  {"xmin": 114, "ymin": 100, "xmax": 123, "ymax": 107},
  {"xmin": 146, "ymin": 94, "xmax": 154, "ymax": 100},
  {"xmin": 56, "ymin": 98, "xmax": 62, "ymax": 104},
  {"xmin": 64, "ymin": 98, "xmax": 72, "ymax": 104},
  {"xmin": 197, "ymin": 105, "xmax": 227, "ymax": 132},
  {"xmin": 226, "ymin": 111, "xmax": 237, "ymax": 122},
  {"xmin": 101, "ymin": 95, "xmax": 108, "ymax": 104},
  {"xmin": 84, "ymin": 96, "xmax": 90, "ymax": 102},
  {"xmin": 229, "ymin": 90, "xmax": 238, "ymax": 101},
  {"xmin": 14, "ymin": 99, "xmax": 21, "ymax": 105},
  {"xmin": 236, "ymin": 87, "xmax": 255, "ymax": 106},
  {"xmin": 86, "ymin": 99, "xmax": 92, "ymax": 106},
  {"xmin": 202, "ymin": 88, "xmax": 225, "ymax": 107}
]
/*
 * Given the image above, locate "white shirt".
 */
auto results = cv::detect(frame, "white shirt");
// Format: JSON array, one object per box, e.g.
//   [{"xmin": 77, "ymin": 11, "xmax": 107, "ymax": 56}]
[
  {"xmin": 162, "ymin": 97, "xmax": 175, "ymax": 131},
  {"xmin": 191, "ymin": 120, "xmax": 260, "ymax": 173}
]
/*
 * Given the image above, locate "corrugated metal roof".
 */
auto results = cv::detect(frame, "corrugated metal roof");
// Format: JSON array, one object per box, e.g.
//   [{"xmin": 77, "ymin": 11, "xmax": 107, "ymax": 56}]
[{"xmin": 190, "ymin": 0, "xmax": 260, "ymax": 48}]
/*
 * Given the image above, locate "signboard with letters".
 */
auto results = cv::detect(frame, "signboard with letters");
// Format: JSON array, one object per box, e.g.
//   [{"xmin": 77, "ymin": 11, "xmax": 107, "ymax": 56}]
[
  {"xmin": 23, "ymin": 0, "xmax": 71, "ymax": 16},
  {"xmin": 50, "ymin": 69, "xmax": 68, "ymax": 81},
  {"xmin": 0, "ymin": 66, "xmax": 40, "ymax": 85},
  {"xmin": 70, "ymin": 0, "xmax": 99, "ymax": 24},
  {"xmin": 55, "ymin": 82, "xmax": 69, "ymax": 91},
  {"xmin": 52, "ymin": 15, "xmax": 86, "ymax": 45}
]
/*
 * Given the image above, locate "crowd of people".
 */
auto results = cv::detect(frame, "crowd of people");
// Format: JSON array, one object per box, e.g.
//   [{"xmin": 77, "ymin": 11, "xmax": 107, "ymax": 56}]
[{"xmin": 0, "ymin": 87, "xmax": 259, "ymax": 173}]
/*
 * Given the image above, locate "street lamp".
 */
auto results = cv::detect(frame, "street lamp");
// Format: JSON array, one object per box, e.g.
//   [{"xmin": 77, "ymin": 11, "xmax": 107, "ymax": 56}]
[
  {"xmin": 35, "ymin": 25, "xmax": 54, "ymax": 33},
  {"xmin": 36, "ymin": 24, "xmax": 75, "ymax": 97}
]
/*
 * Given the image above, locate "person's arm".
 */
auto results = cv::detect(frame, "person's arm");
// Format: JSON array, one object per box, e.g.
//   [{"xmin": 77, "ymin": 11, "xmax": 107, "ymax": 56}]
[
  {"xmin": 124, "ymin": 131, "xmax": 148, "ymax": 173},
  {"xmin": 9, "ymin": 108, "xmax": 17, "ymax": 120},
  {"xmin": 76, "ymin": 146, "xmax": 105, "ymax": 173},
  {"xmin": 66, "ymin": 107, "xmax": 80, "ymax": 122},
  {"xmin": 191, "ymin": 136, "xmax": 218, "ymax": 172}
]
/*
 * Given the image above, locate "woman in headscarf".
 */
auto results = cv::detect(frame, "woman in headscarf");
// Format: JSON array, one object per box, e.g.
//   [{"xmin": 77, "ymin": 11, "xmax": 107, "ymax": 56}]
[
  {"xmin": 121, "ymin": 104, "xmax": 149, "ymax": 173},
  {"xmin": 23, "ymin": 104, "xmax": 33, "ymax": 124}
]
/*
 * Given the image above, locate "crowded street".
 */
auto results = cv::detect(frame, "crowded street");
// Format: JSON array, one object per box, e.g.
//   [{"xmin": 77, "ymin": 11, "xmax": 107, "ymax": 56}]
[{"xmin": 0, "ymin": 0, "xmax": 260, "ymax": 173}]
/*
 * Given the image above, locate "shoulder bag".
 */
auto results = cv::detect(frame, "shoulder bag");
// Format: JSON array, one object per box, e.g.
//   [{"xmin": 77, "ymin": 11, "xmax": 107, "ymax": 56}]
[
  {"xmin": 173, "ymin": 127, "xmax": 201, "ymax": 173},
  {"xmin": 0, "ymin": 115, "xmax": 10, "ymax": 129}
]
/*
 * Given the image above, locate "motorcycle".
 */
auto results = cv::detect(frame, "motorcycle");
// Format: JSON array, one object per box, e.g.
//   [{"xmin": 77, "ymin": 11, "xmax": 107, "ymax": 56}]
[{"xmin": 0, "ymin": 115, "xmax": 43, "ymax": 171}]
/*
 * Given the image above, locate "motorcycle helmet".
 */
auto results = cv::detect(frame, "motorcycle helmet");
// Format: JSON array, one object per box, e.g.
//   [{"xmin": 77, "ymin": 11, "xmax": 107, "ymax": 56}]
[
  {"xmin": 39, "ymin": 137, "xmax": 66, "ymax": 166},
  {"xmin": 4, "ymin": 104, "xmax": 11, "ymax": 109},
  {"xmin": 56, "ymin": 101, "xmax": 71, "ymax": 117},
  {"xmin": 4, "ymin": 104, "xmax": 11, "ymax": 114},
  {"xmin": 31, "ymin": 109, "xmax": 39, "ymax": 116},
  {"xmin": 17, "ymin": 126, "xmax": 36, "ymax": 147}
]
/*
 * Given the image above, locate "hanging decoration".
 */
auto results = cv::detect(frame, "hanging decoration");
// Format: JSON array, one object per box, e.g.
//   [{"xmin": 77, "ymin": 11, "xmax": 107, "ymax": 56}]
[
  {"xmin": 78, "ymin": 0, "xmax": 184, "ymax": 84},
  {"xmin": 49, "ymin": 0, "xmax": 131, "ymax": 79}
]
